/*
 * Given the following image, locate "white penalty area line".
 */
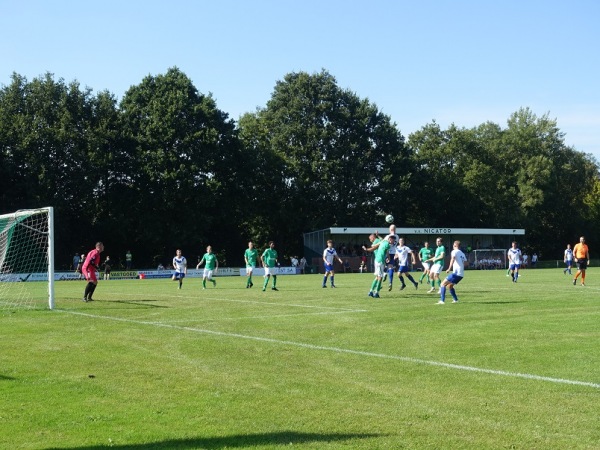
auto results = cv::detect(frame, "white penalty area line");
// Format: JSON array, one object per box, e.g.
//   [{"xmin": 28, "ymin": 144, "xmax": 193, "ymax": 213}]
[{"xmin": 58, "ymin": 310, "xmax": 600, "ymax": 390}]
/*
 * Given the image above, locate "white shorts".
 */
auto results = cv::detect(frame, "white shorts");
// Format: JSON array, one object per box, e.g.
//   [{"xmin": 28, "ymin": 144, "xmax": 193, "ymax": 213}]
[
  {"xmin": 421, "ymin": 262, "xmax": 431, "ymax": 271},
  {"xmin": 246, "ymin": 265, "xmax": 255, "ymax": 275},
  {"xmin": 203, "ymin": 269, "xmax": 214, "ymax": 279},
  {"xmin": 264, "ymin": 267, "xmax": 278, "ymax": 276},
  {"xmin": 430, "ymin": 263, "xmax": 443, "ymax": 275},
  {"xmin": 374, "ymin": 261, "xmax": 385, "ymax": 278}
]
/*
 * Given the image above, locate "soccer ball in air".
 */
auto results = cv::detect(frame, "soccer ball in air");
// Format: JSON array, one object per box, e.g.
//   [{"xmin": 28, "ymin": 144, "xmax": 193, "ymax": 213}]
[{"xmin": 385, "ymin": 214, "xmax": 394, "ymax": 224}]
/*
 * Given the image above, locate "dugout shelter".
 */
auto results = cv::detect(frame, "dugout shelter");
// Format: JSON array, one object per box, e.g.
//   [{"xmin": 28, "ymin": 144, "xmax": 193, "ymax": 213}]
[{"xmin": 303, "ymin": 227, "xmax": 526, "ymax": 273}]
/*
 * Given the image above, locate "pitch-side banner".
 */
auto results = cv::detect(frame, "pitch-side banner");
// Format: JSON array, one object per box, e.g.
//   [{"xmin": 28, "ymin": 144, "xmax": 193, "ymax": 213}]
[
  {"xmin": 0, "ymin": 272, "xmax": 82, "ymax": 282},
  {"xmin": 138, "ymin": 268, "xmax": 240, "ymax": 279},
  {"xmin": 0, "ymin": 267, "xmax": 243, "ymax": 282},
  {"xmin": 238, "ymin": 267, "xmax": 300, "ymax": 277}
]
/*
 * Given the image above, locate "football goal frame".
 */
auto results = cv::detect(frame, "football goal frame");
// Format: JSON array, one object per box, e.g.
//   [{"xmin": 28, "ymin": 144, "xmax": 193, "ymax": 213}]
[
  {"xmin": 0, "ymin": 207, "xmax": 55, "ymax": 310},
  {"xmin": 470, "ymin": 249, "xmax": 507, "ymax": 270}
]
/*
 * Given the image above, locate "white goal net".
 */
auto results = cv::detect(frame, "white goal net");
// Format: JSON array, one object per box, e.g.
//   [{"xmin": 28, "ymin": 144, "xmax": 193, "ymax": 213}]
[
  {"xmin": 469, "ymin": 249, "xmax": 507, "ymax": 270},
  {"xmin": 0, "ymin": 207, "xmax": 54, "ymax": 311}
]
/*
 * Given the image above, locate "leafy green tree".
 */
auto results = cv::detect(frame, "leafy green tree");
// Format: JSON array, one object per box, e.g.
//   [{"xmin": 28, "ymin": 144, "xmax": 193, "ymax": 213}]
[
  {"xmin": 239, "ymin": 70, "xmax": 413, "ymax": 255},
  {"xmin": 409, "ymin": 108, "xmax": 599, "ymax": 256},
  {"xmin": 501, "ymin": 108, "xmax": 597, "ymax": 254},
  {"xmin": 119, "ymin": 67, "xmax": 243, "ymax": 263},
  {"xmin": 0, "ymin": 72, "xmax": 119, "ymax": 263},
  {"xmin": 408, "ymin": 122, "xmax": 482, "ymax": 226}
]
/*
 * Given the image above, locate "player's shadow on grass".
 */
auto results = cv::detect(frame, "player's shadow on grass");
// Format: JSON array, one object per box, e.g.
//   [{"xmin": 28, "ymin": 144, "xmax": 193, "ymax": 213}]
[
  {"xmin": 45, "ymin": 431, "xmax": 384, "ymax": 449},
  {"xmin": 0, "ymin": 374, "xmax": 15, "ymax": 380}
]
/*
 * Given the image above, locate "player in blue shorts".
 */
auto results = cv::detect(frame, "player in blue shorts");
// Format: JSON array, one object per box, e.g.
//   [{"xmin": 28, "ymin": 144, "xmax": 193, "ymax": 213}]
[
  {"xmin": 322, "ymin": 240, "xmax": 343, "ymax": 288},
  {"xmin": 395, "ymin": 238, "xmax": 418, "ymax": 290},
  {"xmin": 172, "ymin": 249, "xmax": 187, "ymax": 289},
  {"xmin": 438, "ymin": 240, "xmax": 467, "ymax": 304},
  {"xmin": 507, "ymin": 241, "xmax": 522, "ymax": 283}
]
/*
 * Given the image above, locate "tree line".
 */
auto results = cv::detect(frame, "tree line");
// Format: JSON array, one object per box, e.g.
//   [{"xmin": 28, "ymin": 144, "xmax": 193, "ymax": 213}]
[{"xmin": 1, "ymin": 67, "xmax": 598, "ymax": 269}]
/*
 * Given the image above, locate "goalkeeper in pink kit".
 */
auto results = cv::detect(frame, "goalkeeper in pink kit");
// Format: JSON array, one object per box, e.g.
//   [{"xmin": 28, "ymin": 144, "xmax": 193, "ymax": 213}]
[{"xmin": 82, "ymin": 242, "xmax": 104, "ymax": 302}]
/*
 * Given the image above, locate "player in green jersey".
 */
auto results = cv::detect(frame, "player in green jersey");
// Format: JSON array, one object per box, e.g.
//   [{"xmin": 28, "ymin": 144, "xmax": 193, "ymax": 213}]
[
  {"xmin": 418, "ymin": 241, "xmax": 433, "ymax": 284},
  {"xmin": 363, "ymin": 234, "xmax": 393, "ymax": 298},
  {"xmin": 197, "ymin": 245, "xmax": 218, "ymax": 289},
  {"xmin": 426, "ymin": 237, "xmax": 445, "ymax": 293},
  {"xmin": 261, "ymin": 241, "xmax": 279, "ymax": 291},
  {"xmin": 244, "ymin": 241, "xmax": 259, "ymax": 288}
]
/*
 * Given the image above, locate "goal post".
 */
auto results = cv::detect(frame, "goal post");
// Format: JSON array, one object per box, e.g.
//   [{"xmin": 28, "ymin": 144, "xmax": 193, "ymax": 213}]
[
  {"xmin": 0, "ymin": 207, "xmax": 55, "ymax": 311},
  {"xmin": 470, "ymin": 249, "xmax": 507, "ymax": 270}
]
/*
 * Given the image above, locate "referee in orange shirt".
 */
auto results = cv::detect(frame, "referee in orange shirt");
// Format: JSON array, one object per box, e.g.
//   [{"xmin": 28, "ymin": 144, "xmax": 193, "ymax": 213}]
[{"xmin": 573, "ymin": 236, "xmax": 590, "ymax": 286}]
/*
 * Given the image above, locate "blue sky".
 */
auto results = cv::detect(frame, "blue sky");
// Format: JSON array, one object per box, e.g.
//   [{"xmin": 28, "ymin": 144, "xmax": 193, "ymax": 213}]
[{"xmin": 2, "ymin": 0, "xmax": 599, "ymax": 159}]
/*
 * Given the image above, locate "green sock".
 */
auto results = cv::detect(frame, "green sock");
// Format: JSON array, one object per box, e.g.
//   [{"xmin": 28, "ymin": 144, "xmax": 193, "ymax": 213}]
[
  {"xmin": 370, "ymin": 279, "xmax": 378, "ymax": 291},
  {"xmin": 202, "ymin": 279, "xmax": 206, "ymax": 288},
  {"xmin": 272, "ymin": 275, "xmax": 277, "ymax": 287}
]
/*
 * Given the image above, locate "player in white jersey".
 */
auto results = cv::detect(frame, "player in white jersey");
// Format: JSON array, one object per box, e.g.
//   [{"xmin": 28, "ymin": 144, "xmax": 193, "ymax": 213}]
[
  {"xmin": 172, "ymin": 249, "xmax": 187, "ymax": 289},
  {"xmin": 322, "ymin": 240, "xmax": 343, "ymax": 288},
  {"xmin": 395, "ymin": 238, "xmax": 418, "ymax": 290},
  {"xmin": 383, "ymin": 224, "xmax": 399, "ymax": 289},
  {"xmin": 438, "ymin": 240, "xmax": 467, "ymax": 304},
  {"xmin": 563, "ymin": 244, "xmax": 573, "ymax": 275},
  {"xmin": 507, "ymin": 241, "xmax": 522, "ymax": 283}
]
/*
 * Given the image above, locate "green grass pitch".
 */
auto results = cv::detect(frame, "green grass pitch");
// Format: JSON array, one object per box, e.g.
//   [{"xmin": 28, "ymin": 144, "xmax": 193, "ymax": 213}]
[{"xmin": 1, "ymin": 269, "xmax": 599, "ymax": 449}]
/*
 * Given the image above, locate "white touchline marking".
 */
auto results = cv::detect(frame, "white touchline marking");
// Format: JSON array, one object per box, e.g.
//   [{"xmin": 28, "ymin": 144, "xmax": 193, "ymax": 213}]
[{"xmin": 58, "ymin": 310, "xmax": 600, "ymax": 390}]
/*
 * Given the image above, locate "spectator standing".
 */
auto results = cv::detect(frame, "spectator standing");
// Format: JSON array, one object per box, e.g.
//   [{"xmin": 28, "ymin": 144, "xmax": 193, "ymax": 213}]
[
  {"xmin": 531, "ymin": 253, "xmax": 538, "ymax": 268},
  {"xmin": 343, "ymin": 259, "xmax": 352, "ymax": 273},
  {"xmin": 103, "ymin": 256, "xmax": 112, "ymax": 281},
  {"xmin": 73, "ymin": 253, "xmax": 80, "ymax": 271},
  {"xmin": 299, "ymin": 256, "xmax": 307, "ymax": 274},
  {"xmin": 76, "ymin": 254, "xmax": 85, "ymax": 279}
]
